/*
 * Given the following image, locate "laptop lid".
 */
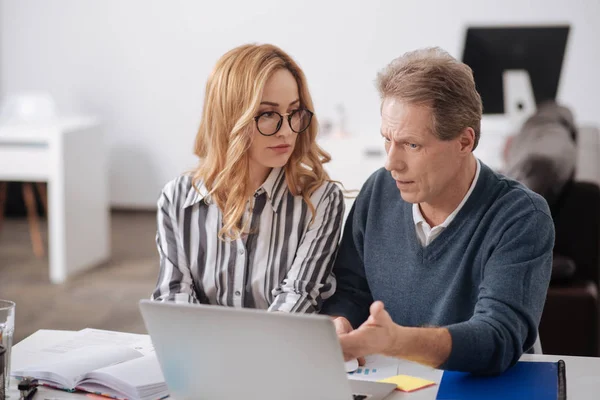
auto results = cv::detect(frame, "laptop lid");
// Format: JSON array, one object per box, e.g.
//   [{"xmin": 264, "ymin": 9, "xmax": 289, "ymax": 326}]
[{"xmin": 139, "ymin": 300, "xmax": 357, "ymax": 400}]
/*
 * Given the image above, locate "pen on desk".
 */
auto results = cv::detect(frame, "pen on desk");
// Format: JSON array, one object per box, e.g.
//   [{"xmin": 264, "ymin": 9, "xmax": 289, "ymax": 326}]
[
  {"xmin": 22, "ymin": 386, "xmax": 37, "ymax": 400},
  {"xmin": 18, "ymin": 377, "xmax": 39, "ymax": 400}
]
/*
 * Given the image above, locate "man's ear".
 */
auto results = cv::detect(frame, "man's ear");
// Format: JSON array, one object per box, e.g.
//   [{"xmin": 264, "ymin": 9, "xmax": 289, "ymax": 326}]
[{"xmin": 458, "ymin": 127, "xmax": 476, "ymax": 153}]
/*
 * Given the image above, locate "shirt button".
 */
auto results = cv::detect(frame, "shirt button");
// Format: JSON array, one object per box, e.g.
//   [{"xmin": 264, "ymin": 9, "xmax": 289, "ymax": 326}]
[
  {"xmin": 235, "ymin": 291, "xmax": 241, "ymax": 296},
  {"xmin": 238, "ymin": 249, "xmax": 245, "ymax": 255}
]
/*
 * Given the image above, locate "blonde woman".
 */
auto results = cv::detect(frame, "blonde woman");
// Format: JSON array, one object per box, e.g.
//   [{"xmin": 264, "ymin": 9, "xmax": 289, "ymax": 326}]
[{"xmin": 151, "ymin": 44, "xmax": 344, "ymax": 313}]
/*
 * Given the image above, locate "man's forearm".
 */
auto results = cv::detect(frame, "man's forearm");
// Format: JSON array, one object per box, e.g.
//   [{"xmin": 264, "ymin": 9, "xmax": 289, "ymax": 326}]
[{"xmin": 389, "ymin": 326, "xmax": 452, "ymax": 368}]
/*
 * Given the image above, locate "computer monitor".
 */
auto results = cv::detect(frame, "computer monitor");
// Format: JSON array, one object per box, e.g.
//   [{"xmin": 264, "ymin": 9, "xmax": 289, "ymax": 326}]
[{"xmin": 462, "ymin": 25, "xmax": 570, "ymax": 114}]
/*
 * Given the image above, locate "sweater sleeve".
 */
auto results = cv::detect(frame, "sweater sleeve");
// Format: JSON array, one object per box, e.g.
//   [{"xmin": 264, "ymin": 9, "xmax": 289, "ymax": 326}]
[
  {"xmin": 441, "ymin": 209, "xmax": 554, "ymax": 375},
  {"xmin": 320, "ymin": 202, "xmax": 374, "ymax": 327}
]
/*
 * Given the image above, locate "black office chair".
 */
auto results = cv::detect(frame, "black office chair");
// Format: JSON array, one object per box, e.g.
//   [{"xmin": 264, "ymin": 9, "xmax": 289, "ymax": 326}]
[{"xmin": 539, "ymin": 180, "xmax": 600, "ymax": 356}]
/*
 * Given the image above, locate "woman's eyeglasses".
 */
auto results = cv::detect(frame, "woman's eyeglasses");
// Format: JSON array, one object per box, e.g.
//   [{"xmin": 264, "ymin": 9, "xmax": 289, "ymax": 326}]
[{"xmin": 254, "ymin": 109, "xmax": 314, "ymax": 136}]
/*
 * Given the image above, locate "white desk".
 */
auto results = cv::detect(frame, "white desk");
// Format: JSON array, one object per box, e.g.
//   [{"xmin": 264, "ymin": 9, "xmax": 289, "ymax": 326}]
[
  {"xmin": 0, "ymin": 118, "xmax": 110, "ymax": 283},
  {"xmin": 9, "ymin": 329, "xmax": 600, "ymax": 399}
]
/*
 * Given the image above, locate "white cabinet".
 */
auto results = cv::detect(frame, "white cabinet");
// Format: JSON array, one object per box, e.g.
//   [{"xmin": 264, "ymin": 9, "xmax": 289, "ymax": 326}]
[
  {"xmin": 0, "ymin": 117, "xmax": 110, "ymax": 283},
  {"xmin": 317, "ymin": 137, "xmax": 386, "ymax": 222},
  {"xmin": 318, "ymin": 137, "xmax": 387, "ymax": 193}
]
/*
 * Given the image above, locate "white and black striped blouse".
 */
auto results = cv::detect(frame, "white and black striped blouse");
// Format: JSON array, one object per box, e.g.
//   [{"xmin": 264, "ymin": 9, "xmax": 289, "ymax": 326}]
[{"xmin": 151, "ymin": 167, "xmax": 345, "ymax": 313}]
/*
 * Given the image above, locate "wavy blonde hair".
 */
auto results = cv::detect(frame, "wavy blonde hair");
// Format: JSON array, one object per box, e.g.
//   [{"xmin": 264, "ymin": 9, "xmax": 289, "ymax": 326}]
[{"xmin": 193, "ymin": 43, "xmax": 332, "ymax": 240}]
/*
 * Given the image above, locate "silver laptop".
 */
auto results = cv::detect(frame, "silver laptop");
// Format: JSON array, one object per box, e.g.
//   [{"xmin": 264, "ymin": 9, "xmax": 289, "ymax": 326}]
[{"xmin": 139, "ymin": 300, "xmax": 396, "ymax": 400}]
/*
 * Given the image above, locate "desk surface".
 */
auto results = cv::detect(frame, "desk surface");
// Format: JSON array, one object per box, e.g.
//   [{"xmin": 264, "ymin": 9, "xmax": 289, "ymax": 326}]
[{"xmin": 9, "ymin": 330, "xmax": 600, "ymax": 400}]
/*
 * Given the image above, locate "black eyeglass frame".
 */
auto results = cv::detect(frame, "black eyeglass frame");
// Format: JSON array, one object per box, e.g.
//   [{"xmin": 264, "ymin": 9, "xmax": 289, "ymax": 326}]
[{"xmin": 253, "ymin": 108, "xmax": 314, "ymax": 136}]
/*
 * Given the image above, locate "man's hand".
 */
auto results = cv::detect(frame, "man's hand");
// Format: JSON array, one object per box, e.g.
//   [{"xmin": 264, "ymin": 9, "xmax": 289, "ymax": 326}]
[
  {"xmin": 333, "ymin": 316, "xmax": 353, "ymax": 335},
  {"xmin": 339, "ymin": 301, "xmax": 452, "ymax": 368},
  {"xmin": 332, "ymin": 316, "xmax": 366, "ymax": 366},
  {"xmin": 339, "ymin": 301, "xmax": 398, "ymax": 361}
]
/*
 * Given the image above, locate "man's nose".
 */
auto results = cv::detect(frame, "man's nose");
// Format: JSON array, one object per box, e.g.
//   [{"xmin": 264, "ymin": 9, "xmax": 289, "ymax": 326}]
[{"xmin": 384, "ymin": 143, "xmax": 406, "ymax": 172}]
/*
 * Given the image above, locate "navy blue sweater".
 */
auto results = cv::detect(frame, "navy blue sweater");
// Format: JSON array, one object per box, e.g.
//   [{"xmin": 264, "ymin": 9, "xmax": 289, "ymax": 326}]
[{"xmin": 322, "ymin": 162, "xmax": 554, "ymax": 375}]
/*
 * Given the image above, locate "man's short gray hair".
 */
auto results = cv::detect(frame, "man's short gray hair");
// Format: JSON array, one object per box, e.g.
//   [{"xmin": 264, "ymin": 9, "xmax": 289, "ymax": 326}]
[{"xmin": 376, "ymin": 47, "xmax": 483, "ymax": 149}]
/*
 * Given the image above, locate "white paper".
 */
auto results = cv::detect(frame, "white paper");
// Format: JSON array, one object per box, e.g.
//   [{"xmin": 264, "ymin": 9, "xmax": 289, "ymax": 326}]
[
  {"xmin": 12, "ymin": 329, "xmax": 154, "ymax": 374},
  {"xmin": 42, "ymin": 328, "xmax": 149, "ymax": 354},
  {"xmin": 129, "ymin": 337, "xmax": 155, "ymax": 356},
  {"xmin": 347, "ymin": 355, "xmax": 399, "ymax": 382}
]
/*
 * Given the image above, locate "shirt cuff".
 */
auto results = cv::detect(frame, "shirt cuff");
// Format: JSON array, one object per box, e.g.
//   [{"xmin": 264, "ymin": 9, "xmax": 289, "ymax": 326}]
[{"xmin": 269, "ymin": 293, "xmax": 315, "ymax": 313}]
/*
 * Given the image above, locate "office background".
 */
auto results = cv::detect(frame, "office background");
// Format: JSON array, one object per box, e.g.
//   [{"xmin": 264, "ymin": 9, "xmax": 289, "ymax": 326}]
[
  {"xmin": 1, "ymin": 0, "xmax": 599, "ymax": 207},
  {"xmin": 0, "ymin": 0, "xmax": 599, "ymax": 357}
]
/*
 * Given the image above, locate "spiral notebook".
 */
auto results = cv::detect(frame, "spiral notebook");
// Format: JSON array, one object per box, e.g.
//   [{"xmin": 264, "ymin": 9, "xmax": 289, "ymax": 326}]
[
  {"xmin": 12, "ymin": 344, "xmax": 168, "ymax": 400},
  {"xmin": 436, "ymin": 360, "xmax": 566, "ymax": 400}
]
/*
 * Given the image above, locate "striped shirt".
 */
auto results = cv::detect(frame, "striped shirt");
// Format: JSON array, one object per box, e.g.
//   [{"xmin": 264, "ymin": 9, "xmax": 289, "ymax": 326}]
[{"xmin": 151, "ymin": 167, "xmax": 345, "ymax": 313}]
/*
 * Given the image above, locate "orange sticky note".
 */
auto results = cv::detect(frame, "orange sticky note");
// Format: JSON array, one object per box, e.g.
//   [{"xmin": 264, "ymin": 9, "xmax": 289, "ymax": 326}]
[{"xmin": 378, "ymin": 374, "xmax": 436, "ymax": 392}]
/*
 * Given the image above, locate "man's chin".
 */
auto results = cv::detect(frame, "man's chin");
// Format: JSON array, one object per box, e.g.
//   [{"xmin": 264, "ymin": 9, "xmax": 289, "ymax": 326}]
[{"xmin": 398, "ymin": 190, "xmax": 420, "ymax": 204}]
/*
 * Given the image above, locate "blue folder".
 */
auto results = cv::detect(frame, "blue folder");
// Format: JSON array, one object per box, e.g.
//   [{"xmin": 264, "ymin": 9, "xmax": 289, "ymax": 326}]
[{"xmin": 436, "ymin": 360, "xmax": 566, "ymax": 400}]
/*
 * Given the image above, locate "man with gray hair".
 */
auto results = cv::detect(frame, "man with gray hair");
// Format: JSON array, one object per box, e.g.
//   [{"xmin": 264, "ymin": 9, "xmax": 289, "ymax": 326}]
[{"xmin": 321, "ymin": 48, "xmax": 554, "ymax": 375}]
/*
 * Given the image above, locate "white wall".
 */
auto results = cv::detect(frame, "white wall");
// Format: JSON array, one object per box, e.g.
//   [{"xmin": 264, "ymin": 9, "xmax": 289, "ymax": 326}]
[{"xmin": 1, "ymin": 0, "xmax": 599, "ymax": 208}]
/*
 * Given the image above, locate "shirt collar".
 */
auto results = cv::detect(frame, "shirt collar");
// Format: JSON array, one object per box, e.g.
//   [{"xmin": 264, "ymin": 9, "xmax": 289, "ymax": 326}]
[
  {"xmin": 260, "ymin": 167, "xmax": 287, "ymax": 212},
  {"xmin": 182, "ymin": 167, "xmax": 287, "ymax": 213},
  {"xmin": 412, "ymin": 201, "xmax": 428, "ymax": 227},
  {"xmin": 412, "ymin": 158, "xmax": 481, "ymax": 228}
]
